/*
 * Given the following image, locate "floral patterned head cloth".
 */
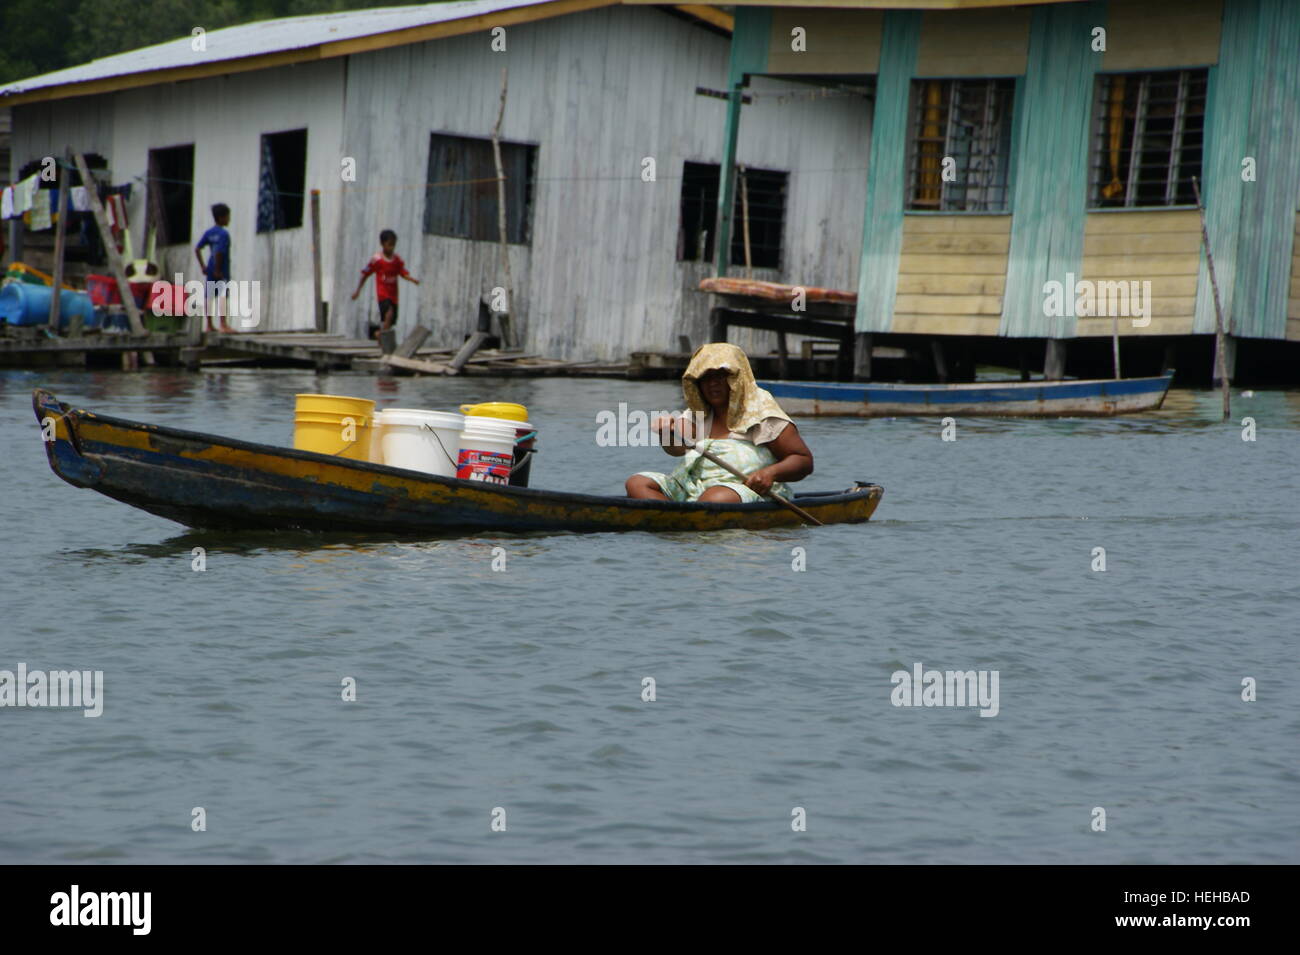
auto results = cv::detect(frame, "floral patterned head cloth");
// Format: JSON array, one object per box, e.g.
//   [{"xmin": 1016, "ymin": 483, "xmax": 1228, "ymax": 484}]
[{"xmin": 681, "ymin": 343, "xmax": 793, "ymax": 436}]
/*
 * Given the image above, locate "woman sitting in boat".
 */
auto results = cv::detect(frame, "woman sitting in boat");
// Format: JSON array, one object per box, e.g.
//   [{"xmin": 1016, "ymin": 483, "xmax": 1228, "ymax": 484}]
[{"xmin": 625, "ymin": 343, "xmax": 813, "ymax": 503}]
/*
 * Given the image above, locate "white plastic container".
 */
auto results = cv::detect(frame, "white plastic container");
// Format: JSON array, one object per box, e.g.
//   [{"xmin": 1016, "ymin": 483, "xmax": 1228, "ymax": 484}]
[
  {"xmin": 462, "ymin": 413, "xmax": 538, "ymax": 487},
  {"xmin": 380, "ymin": 408, "xmax": 464, "ymax": 477},
  {"xmin": 368, "ymin": 410, "xmax": 386, "ymax": 464},
  {"xmin": 455, "ymin": 417, "xmax": 517, "ymax": 485}
]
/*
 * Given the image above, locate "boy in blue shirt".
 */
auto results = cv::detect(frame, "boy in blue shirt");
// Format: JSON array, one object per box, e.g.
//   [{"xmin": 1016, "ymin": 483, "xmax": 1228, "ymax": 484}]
[{"xmin": 195, "ymin": 203, "xmax": 233, "ymax": 332}]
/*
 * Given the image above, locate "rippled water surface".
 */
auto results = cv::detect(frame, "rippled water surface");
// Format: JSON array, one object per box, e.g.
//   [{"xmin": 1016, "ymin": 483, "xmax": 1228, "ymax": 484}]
[{"xmin": 1, "ymin": 368, "xmax": 1297, "ymax": 863}]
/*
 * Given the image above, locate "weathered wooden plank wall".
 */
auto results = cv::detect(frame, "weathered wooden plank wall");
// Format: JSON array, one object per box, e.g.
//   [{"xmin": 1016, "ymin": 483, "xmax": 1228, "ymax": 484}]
[
  {"xmin": 1075, "ymin": 210, "xmax": 1201, "ymax": 337},
  {"xmin": 12, "ymin": 61, "xmax": 347, "ymax": 332},
  {"xmin": 337, "ymin": 5, "xmax": 868, "ymax": 360},
  {"xmin": 893, "ymin": 215, "xmax": 1010, "ymax": 336},
  {"xmin": 11, "ymin": 6, "xmax": 866, "ymax": 357}
]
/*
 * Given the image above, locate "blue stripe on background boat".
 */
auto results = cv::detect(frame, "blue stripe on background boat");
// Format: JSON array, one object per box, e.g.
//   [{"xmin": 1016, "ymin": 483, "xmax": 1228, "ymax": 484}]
[{"xmin": 758, "ymin": 373, "xmax": 1173, "ymax": 417}]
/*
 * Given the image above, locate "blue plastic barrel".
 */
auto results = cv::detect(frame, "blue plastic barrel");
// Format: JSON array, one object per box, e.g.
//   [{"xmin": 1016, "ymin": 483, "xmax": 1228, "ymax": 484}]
[{"xmin": 0, "ymin": 283, "xmax": 98, "ymax": 330}]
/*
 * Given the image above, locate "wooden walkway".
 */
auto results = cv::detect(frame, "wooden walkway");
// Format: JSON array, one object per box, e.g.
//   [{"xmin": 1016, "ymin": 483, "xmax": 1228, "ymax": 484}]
[
  {"xmin": 1, "ymin": 328, "xmax": 626, "ymax": 376},
  {"xmin": 205, "ymin": 331, "xmax": 627, "ymax": 376},
  {"xmin": 0, "ymin": 330, "xmax": 193, "ymax": 356}
]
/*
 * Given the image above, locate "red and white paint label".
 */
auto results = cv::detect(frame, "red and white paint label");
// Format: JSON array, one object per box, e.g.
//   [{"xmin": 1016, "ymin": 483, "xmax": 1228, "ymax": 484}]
[{"xmin": 456, "ymin": 447, "xmax": 512, "ymax": 485}]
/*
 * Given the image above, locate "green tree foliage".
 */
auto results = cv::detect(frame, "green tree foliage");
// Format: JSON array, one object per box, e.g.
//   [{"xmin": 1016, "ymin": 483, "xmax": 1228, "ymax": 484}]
[{"xmin": 0, "ymin": 0, "xmax": 434, "ymax": 85}]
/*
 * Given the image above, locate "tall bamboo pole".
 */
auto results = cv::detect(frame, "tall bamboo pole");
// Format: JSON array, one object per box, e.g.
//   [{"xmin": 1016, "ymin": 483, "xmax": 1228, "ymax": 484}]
[
  {"xmin": 491, "ymin": 67, "xmax": 517, "ymax": 348},
  {"xmin": 48, "ymin": 154, "xmax": 70, "ymax": 333},
  {"xmin": 1191, "ymin": 176, "xmax": 1230, "ymax": 421}
]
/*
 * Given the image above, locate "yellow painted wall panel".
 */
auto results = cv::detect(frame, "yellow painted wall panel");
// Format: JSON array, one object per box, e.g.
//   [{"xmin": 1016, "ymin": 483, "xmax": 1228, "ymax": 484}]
[
  {"xmin": 1075, "ymin": 316, "xmax": 1194, "ymax": 336},
  {"xmin": 1101, "ymin": 0, "xmax": 1223, "ymax": 71},
  {"xmin": 1072, "ymin": 295, "xmax": 1198, "ymax": 317},
  {"xmin": 1084, "ymin": 210, "xmax": 1203, "ymax": 233},
  {"xmin": 1083, "ymin": 232, "xmax": 1203, "ymax": 255},
  {"xmin": 902, "ymin": 233, "xmax": 1012, "ymax": 254},
  {"xmin": 896, "ymin": 274, "xmax": 1006, "ymax": 295},
  {"xmin": 898, "ymin": 253, "xmax": 1010, "ymax": 275},
  {"xmin": 891, "ymin": 314, "xmax": 1003, "ymax": 336},
  {"xmin": 1081, "ymin": 255, "xmax": 1201, "ymax": 276},
  {"xmin": 768, "ymin": 9, "xmax": 883, "ymax": 75},
  {"xmin": 902, "ymin": 214, "xmax": 1014, "ymax": 234},
  {"xmin": 893, "ymin": 294, "xmax": 1004, "ymax": 315},
  {"xmin": 915, "ymin": 8, "xmax": 1031, "ymax": 76}
]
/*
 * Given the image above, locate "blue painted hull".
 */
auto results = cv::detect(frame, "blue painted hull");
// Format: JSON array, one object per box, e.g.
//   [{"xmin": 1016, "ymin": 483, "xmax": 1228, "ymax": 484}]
[{"xmin": 759, "ymin": 374, "xmax": 1173, "ymax": 417}]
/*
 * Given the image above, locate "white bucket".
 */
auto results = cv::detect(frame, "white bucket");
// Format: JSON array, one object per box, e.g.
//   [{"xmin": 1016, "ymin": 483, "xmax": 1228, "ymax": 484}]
[
  {"xmin": 380, "ymin": 408, "xmax": 464, "ymax": 477},
  {"xmin": 463, "ymin": 413, "xmax": 538, "ymax": 487},
  {"xmin": 456, "ymin": 417, "xmax": 517, "ymax": 485},
  {"xmin": 368, "ymin": 410, "xmax": 386, "ymax": 464}
]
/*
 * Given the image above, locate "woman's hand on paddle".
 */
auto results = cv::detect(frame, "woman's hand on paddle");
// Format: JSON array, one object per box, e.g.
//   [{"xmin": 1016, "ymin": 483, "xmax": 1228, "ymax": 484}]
[
  {"xmin": 653, "ymin": 414, "xmax": 694, "ymax": 455},
  {"xmin": 651, "ymin": 414, "xmax": 675, "ymax": 443},
  {"xmin": 745, "ymin": 466, "xmax": 777, "ymax": 496}
]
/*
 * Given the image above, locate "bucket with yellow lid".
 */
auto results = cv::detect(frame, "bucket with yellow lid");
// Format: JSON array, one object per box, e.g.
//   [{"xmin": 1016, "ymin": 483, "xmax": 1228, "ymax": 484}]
[
  {"xmin": 459, "ymin": 402, "xmax": 536, "ymax": 486},
  {"xmin": 460, "ymin": 401, "xmax": 528, "ymax": 422}
]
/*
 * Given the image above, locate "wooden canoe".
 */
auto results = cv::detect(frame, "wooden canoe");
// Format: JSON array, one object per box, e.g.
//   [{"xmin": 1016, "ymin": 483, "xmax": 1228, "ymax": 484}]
[
  {"xmin": 759, "ymin": 374, "xmax": 1173, "ymax": 417},
  {"xmin": 32, "ymin": 390, "xmax": 883, "ymax": 534}
]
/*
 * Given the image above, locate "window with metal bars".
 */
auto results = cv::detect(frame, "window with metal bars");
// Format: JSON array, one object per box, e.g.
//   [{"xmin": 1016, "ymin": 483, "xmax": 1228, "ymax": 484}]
[
  {"xmin": 905, "ymin": 78, "xmax": 1015, "ymax": 213},
  {"xmin": 677, "ymin": 161, "xmax": 787, "ymax": 268},
  {"xmin": 1089, "ymin": 70, "xmax": 1207, "ymax": 208},
  {"xmin": 423, "ymin": 133, "xmax": 536, "ymax": 244}
]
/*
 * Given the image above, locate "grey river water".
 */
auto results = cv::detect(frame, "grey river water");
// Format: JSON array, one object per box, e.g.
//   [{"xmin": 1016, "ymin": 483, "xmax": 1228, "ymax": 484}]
[{"xmin": 1, "ymin": 367, "xmax": 1297, "ymax": 864}]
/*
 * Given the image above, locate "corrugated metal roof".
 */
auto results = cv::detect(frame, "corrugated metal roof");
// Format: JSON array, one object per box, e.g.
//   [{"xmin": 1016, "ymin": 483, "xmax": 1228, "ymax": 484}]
[{"xmin": 0, "ymin": 0, "xmax": 563, "ymax": 99}]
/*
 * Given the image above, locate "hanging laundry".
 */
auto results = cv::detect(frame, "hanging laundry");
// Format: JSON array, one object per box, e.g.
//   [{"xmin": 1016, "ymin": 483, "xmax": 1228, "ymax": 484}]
[
  {"xmin": 69, "ymin": 186, "xmax": 90, "ymax": 211},
  {"xmin": 106, "ymin": 192, "xmax": 129, "ymax": 231},
  {"xmin": 1, "ymin": 186, "xmax": 13, "ymax": 219},
  {"xmin": 13, "ymin": 174, "xmax": 39, "ymax": 214},
  {"xmin": 29, "ymin": 190, "xmax": 53, "ymax": 230},
  {"xmin": 257, "ymin": 137, "xmax": 282, "ymax": 232}
]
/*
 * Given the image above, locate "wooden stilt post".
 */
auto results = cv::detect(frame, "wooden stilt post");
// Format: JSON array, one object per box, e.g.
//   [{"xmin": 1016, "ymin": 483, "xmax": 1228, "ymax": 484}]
[
  {"xmin": 48, "ymin": 156, "xmax": 71, "ymax": 334},
  {"xmin": 1044, "ymin": 339, "xmax": 1067, "ymax": 380},
  {"xmin": 310, "ymin": 189, "xmax": 326, "ymax": 332},
  {"xmin": 931, "ymin": 339, "xmax": 949, "ymax": 382},
  {"xmin": 1191, "ymin": 176, "xmax": 1230, "ymax": 421},
  {"xmin": 1111, "ymin": 312, "xmax": 1121, "ymax": 379},
  {"xmin": 490, "ymin": 67, "xmax": 517, "ymax": 349},
  {"xmin": 853, "ymin": 332, "xmax": 872, "ymax": 381},
  {"xmin": 709, "ymin": 306, "xmax": 728, "ymax": 344},
  {"xmin": 739, "ymin": 165, "xmax": 753, "ymax": 279}
]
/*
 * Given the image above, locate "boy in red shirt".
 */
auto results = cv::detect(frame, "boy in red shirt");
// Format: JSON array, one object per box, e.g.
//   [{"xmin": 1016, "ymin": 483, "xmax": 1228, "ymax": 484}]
[{"xmin": 351, "ymin": 229, "xmax": 419, "ymax": 340}]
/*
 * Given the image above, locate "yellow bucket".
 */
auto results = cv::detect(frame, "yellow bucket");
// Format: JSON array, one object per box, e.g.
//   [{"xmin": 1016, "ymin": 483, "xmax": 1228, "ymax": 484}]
[
  {"xmin": 293, "ymin": 394, "xmax": 375, "ymax": 461},
  {"xmin": 460, "ymin": 401, "xmax": 529, "ymax": 422}
]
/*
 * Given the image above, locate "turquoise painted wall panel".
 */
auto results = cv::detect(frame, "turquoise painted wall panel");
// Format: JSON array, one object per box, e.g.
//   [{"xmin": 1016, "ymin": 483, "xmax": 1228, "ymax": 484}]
[
  {"xmin": 855, "ymin": 11, "xmax": 920, "ymax": 334},
  {"xmin": 716, "ymin": 6, "xmax": 772, "ymax": 276},
  {"xmin": 1223, "ymin": 0, "xmax": 1300, "ymax": 339},
  {"xmin": 1193, "ymin": 0, "xmax": 1256, "ymax": 335},
  {"xmin": 728, "ymin": 5, "xmax": 771, "ymax": 85},
  {"xmin": 999, "ymin": 1, "xmax": 1105, "ymax": 339}
]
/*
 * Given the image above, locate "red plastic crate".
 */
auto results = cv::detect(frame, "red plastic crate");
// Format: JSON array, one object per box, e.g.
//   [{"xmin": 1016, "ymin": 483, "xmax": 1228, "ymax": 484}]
[{"xmin": 85, "ymin": 274, "xmax": 121, "ymax": 306}]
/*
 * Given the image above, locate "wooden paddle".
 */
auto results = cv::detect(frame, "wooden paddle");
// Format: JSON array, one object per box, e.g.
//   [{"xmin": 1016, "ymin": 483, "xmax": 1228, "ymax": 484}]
[{"xmin": 683, "ymin": 438, "xmax": 824, "ymax": 526}]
